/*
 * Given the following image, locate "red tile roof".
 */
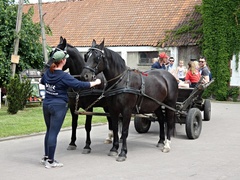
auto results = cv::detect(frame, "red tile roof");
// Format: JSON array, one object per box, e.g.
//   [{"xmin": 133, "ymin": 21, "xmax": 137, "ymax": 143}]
[
  {"xmin": 163, "ymin": 10, "xmax": 202, "ymax": 47},
  {"xmin": 23, "ymin": 0, "xmax": 202, "ymax": 47}
]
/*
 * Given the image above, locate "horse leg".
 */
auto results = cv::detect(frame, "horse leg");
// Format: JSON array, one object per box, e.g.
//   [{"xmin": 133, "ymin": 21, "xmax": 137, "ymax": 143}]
[
  {"xmin": 108, "ymin": 114, "xmax": 120, "ymax": 157},
  {"xmin": 155, "ymin": 107, "xmax": 165, "ymax": 148},
  {"xmin": 82, "ymin": 107, "xmax": 93, "ymax": 154},
  {"xmin": 67, "ymin": 106, "xmax": 78, "ymax": 150},
  {"xmin": 103, "ymin": 107, "xmax": 113, "ymax": 144},
  {"xmin": 118, "ymin": 117, "xmax": 123, "ymax": 143},
  {"xmin": 162, "ymin": 109, "xmax": 175, "ymax": 153},
  {"xmin": 116, "ymin": 111, "xmax": 131, "ymax": 162}
]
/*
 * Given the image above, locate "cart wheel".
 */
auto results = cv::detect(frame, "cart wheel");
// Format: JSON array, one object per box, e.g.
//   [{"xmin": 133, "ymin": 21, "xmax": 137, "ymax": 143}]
[
  {"xmin": 134, "ymin": 116, "xmax": 151, "ymax": 133},
  {"xmin": 186, "ymin": 108, "xmax": 202, "ymax": 139},
  {"xmin": 203, "ymin": 99, "xmax": 211, "ymax": 121}
]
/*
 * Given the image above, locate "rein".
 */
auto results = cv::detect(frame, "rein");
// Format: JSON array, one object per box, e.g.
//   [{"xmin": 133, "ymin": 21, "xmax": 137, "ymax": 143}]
[
  {"xmin": 107, "ymin": 68, "xmax": 129, "ymax": 83},
  {"xmin": 73, "ymin": 72, "xmax": 108, "ymax": 113},
  {"xmin": 74, "ymin": 69, "xmax": 128, "ymax": 114}
]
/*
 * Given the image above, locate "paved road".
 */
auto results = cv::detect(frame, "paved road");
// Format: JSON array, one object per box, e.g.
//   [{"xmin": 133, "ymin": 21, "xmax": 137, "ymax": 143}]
[{"xmin": 0, "ymin": 101, "xmax": 240, "ymax": 180}]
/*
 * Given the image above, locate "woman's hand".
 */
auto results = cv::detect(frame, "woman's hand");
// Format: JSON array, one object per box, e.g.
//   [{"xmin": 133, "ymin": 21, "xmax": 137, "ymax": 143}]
[
  {"xmin": 94, "ymin": 79, "xmax": 101, "ymax": 85},
  {"xmin": 90, "ymin": 79, "xmax": 101, "ymax": 87}
]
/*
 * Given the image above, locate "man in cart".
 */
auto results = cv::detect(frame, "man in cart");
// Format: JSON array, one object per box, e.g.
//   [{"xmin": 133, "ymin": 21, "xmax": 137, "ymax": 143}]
[
  {"xmin": 151, "ymin": 52, "xmax": 169, "ymax": 70},
  {"xmin": 198, "ymin": 57, "xmax": 211, "ymax": 83}
]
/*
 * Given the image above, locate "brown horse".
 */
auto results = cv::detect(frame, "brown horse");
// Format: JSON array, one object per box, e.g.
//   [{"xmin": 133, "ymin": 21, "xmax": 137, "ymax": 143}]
[{"xmin": 80, "ymin": 40, "xmax": 179, "ymax": 162}]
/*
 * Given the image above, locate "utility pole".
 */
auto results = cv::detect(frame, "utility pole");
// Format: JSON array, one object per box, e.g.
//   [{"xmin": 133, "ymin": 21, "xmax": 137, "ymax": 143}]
[
  {"xmin": 11, "ymin": 0, "xmax": 24, "ymax": 77},
  {"xmin": 38, "ymin": 0, "xmax": 48, "ymax": 63}
]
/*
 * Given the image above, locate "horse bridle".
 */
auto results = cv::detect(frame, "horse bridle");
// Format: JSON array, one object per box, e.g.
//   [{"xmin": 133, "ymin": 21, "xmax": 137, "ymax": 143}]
[{"xmin": 84, "ymin": 47, "xmax": 105, "ymax": 74}]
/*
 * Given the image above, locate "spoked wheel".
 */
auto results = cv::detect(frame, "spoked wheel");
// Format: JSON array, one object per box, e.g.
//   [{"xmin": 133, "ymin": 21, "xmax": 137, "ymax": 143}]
[
  {"xmin": 203, "ymin": 99, "xmax": 211, "ymax": 121},
  {"xmin": 134, "ymin": 116, "xmax": 151, "ymax": 133},
  {"xmin": 186, "ymin": 108, "xmax": 202, "ymax": 139}
]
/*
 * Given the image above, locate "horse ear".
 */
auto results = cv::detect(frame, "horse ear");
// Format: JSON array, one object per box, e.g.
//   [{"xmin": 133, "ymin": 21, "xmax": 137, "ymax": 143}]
[
  {"xmin": 63, "ymin": 38, "xmax": 67, "ymax": 47},
  {"xmin": 92, "ymin": 39, "xmax": 96, "ymax": 47},
  {"xmin": 60, "ymin": 36, "xmax": 64, "ymax": 44},
  {"xmin": 99, "ymin": 39, "xmax": 105, "ymax": 50}
]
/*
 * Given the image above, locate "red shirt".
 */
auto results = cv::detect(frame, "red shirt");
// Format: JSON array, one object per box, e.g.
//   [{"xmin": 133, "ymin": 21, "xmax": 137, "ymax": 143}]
[{"xmin": 185, "ymin": 70, "xmax": 201, "ymax": 83}]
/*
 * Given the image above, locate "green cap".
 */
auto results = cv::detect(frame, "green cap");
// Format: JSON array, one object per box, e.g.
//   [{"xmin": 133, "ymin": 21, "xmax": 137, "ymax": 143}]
[{"xmin": 52, "ymin": 50, "xmax": 69, "ymax": 62}]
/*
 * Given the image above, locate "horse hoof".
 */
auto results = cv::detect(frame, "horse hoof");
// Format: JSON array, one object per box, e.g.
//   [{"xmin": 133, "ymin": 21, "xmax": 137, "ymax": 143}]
[
  {"xmin": 82, "ymin": 148, "xmax": 91, "ymax": 154},
  {"xmin": 108, "ymin": 151, "xmax": 118, "ymax": 156},
  {"xmin": 162, "ymin": 147, "xmax": 170, "ymax": 153},
  {"xmin": 156, "ymin": 143, "xmax": 164, "ymax": 148},
  {"xmin": 67, "ymin": 145, "xmax": 77, "ymax": 150},
  {"xmin": 116, "ymin": 156, "xmax": 126, "ymax": 162},
  {"xmin": 104, "ymin": 139, "xmax": 112, "ymax": 144}
]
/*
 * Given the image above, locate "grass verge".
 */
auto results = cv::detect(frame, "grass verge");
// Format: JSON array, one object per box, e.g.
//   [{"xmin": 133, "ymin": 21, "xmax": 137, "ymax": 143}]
[{"xmin": 0, "ymin": 104, "xmax": 107, "ymax": 138}]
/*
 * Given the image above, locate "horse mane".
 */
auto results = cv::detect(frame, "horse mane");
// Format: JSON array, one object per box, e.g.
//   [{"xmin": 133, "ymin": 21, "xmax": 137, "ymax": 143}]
[
  {"xmin": 58, "ymin": 42, "xmax": 85, "ymax": 74},
  {"xmin": 65, "ymin": 43, "xmax": 83, "ymax": 59},
  {"xmin": 103, "ymin": 47, "xmax": 127, "ymax": 73}
]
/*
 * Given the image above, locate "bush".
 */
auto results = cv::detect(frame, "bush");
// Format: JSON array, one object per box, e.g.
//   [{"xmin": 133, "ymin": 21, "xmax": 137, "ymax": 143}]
[
  {"xmin": 227, "ymin": 87, "xmax": 240, "ymax": 102},
  {"xmin": 19, "ymin": 77, "xmax": 32, "ymax": 110},
  {"xmin": 5, "ymin": 75, "xmax": 32, "ymax": 114}
]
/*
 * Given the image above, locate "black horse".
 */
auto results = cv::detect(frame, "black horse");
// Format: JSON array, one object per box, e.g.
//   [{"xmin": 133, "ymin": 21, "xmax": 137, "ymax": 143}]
[
  {"xmin": 46, "ymin": 37, "xmax": 114, "ymax": 154},
  {"xmin": 81, "ymin": 40, "xmax": 179, "ymax": 161}
]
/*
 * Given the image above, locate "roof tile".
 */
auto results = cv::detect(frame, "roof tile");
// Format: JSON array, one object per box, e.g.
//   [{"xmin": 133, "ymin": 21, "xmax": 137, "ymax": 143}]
[{"xmin": 23, "ymin": 0, "xmax": 202, "ymax": 47}]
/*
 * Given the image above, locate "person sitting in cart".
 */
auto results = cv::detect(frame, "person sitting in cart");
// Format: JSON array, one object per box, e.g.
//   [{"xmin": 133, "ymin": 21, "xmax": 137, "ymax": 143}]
[
  {"xmin": 151, "ymin": 52, "xmax": 169, "ymax": 70},
  {"xmin": 184, "ymin": 61, "xmax": 201, "ymax": 88},
  {"xmin": 198, "ymin": 57, "xmax": 211, "ymax": 83}
]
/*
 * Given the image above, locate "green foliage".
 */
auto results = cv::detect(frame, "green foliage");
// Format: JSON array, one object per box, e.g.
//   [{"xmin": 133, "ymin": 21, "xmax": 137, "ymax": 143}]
[
  {"xmin": 163, "ymin": 1, "xmax": 240, "ymax": 101},
  {"xmin": 202, "ymin": 0, "xmax": 240, "ymax": 100},
  {"xmin": 5, "ymin": 76, "xmax": 22, "ymax": 114},
  {"xmin": 0, "ymin": 0, "xmax": 50, "ymax": 87},
  {"xmin": 227, "ymin": 86, "xmax": 240, "ymax": 102},
  {"xmin": 19, "ymin": 76, "xmax": 32, "ymax": 110},
  {"xmin": 5, "ymin": 76, "xmax": 32, "ymax": 114}
]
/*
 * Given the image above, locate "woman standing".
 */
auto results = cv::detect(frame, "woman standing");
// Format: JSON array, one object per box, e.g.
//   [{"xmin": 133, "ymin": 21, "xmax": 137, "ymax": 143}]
[{"xmin": 40, "ymin": 50, "xmax": 101, "ymax": 168}]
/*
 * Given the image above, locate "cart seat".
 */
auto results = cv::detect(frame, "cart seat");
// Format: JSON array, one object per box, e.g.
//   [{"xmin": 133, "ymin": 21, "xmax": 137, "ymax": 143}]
[{"xmin": 177, "ymin": 87, "xmax": 194, "ymax": 102}]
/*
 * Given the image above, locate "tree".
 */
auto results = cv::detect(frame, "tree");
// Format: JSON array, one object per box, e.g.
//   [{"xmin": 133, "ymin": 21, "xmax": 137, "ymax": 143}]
[{"xmin": 0, "ymin": 0, "xmax": 50, "ymax": 87}]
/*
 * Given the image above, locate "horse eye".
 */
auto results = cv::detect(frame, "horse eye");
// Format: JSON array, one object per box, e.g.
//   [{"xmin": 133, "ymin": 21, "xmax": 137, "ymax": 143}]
[{"xmin": 93, "ymin": 56, "xmax": 99, "ymax": 63}]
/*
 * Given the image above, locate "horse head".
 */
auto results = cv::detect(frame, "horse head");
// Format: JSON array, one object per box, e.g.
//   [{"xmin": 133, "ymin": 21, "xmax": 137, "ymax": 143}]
[
  {"xmin": 55, "ymin": 37, "xmax": 86, "ymax": 76},
  {"xmin": 43, "ymin": 36, "xmax": 67, "ymax": 74},
  {"xmin": 81, "ymin": 39, "xmax": 111, "ymax": 81}
]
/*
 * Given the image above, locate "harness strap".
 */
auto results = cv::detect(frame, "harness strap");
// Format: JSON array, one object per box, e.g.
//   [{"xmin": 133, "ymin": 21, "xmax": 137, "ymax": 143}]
[
  {"xmin": 136, "ymin": 72, "xmax": 145, "ymax": 112},
  {"xmin": 140, "ymin": 92, "xmax": 178, "ymax": 112},
  {"xmin": 104, "ymin": 88, "xmax": 141, "ymax": 97}
]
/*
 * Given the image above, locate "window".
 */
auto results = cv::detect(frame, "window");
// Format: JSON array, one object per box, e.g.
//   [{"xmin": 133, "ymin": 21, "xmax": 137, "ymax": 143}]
[{"xmin": 139, "ymin": 51, "xmax": 159, "ymax": 64}]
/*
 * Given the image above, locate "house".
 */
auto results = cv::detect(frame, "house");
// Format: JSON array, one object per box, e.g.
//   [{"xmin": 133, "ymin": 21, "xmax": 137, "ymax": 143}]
[{"xmin": 23, "ymin": 0, "xmax": 202, "ymax": 71}]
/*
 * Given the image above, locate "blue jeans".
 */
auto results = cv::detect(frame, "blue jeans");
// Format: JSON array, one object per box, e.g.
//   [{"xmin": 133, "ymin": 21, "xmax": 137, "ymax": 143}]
[{"xmin": 42, "ymin": 103, "xmax": 68, "ymax": 160}]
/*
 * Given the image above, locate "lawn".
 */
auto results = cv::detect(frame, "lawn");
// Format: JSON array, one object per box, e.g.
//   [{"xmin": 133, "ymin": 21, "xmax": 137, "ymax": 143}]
[{"xmin": 0, "ymin": 104, "xmax": 107, "ymax": 138}]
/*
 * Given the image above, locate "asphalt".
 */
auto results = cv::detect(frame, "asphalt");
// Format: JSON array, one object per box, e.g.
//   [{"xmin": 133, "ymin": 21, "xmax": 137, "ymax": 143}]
[{"xmin": 0, "ymin": 101, "xmax": 240, "ymax": 180}]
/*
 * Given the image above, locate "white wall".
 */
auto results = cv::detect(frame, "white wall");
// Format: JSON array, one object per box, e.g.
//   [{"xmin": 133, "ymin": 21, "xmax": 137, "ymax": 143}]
[
  {"xmin": 230, "ymin": 55, "xmax": 240, "ymax": 86},
  {"xmin": 76, "ymin": 46, "xmax": 178, "ymax": 71}
]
